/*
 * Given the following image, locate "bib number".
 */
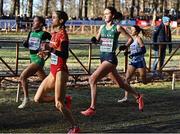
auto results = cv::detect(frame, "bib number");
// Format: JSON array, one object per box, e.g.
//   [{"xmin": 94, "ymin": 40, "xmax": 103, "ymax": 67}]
[
  {"xmin": 51, "ymin": 53, "xmax": 58, "ymax": 65},
  {"xmin": 29, "ymin": 37, "xmax": 41, "ymax": 50},
  {"xmin": 100, "ymin": 38, "xmax": 113, "ymax": 52}
]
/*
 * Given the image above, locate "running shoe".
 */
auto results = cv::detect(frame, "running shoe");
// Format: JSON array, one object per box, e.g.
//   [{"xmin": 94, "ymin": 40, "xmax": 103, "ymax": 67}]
[
  {"xmin": 81, "ymin": 107, "xmax": 96, "ymax": 116},
  {"xmin": 68, "ymin": 126, "xmax": 80, "ymax": 134},
  {"xmin": 18, "ymin": 98, "xmax": 29, "ymax": 109},
  {"xmin": 65, "ymin": 95, "xmax": 72, "ymax": 110},
  {"xmin": 137, "ymin": 94, "xmax": 144, "ymax": 112},
  {"xmin": 117, "ymin": 97, "xmax": 128, "ymax": 103}
]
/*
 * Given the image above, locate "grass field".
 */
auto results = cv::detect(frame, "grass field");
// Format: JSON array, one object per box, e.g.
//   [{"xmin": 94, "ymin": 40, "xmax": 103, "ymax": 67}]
[
  {"xmin": 0, "ymin": 34, "xmax": 180, "ymax": 133},
  {"xmin": 0, "ymin": 81, "xmax": 180, "ymax": 133}
]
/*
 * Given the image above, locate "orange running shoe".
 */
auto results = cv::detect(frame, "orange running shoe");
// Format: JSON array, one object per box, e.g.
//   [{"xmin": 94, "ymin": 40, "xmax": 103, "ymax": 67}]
[
  {"xmin": 81, "ymin": 107, "xmax": 96, "ymax": 116},
  {"xmin": 137, "ymin": 94, "xmax": 144, "ymax": 112},
  {"xmin": 68, "ymin": 126, "xmax": 80, "ymax": 134}
]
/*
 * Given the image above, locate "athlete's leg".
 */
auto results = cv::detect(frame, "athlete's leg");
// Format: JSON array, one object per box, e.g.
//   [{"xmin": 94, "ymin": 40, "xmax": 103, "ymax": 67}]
[
  {"xmin": 109, "ymin": 67, "xmax": 139, "ymax": 98},
  {"xmin": 18, "ymin": 63, "xmax": 42, "ymax": 108},
  {"xmin": 81, "ymin": 61, "xmax": 116, "ymax": 116},
  {"xmin": 88, "ymin": 61, "xmax": 115, "ymax": 109},
  {"xmin": 34, "ymin": 73, "xmax": 55, "ymax": 103},
  {"xmin": 36, "ymin": 67, "xmax": 46, "ymax": 81},
  {"xmin": 19, "ymin": 63, "xmax": 41, "ymax": 98},
  {"xmin": 137, "ymin": 67, "xmax": 146, "ymax": 84},
  {"xmin": 54, "ymin": 71, "xmax": 77, "ymax": 127}
]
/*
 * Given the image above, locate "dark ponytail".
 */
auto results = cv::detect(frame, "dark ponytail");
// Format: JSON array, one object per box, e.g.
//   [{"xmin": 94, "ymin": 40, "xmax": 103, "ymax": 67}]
[
  {"xmin": 114, "ymin": 12, "xmax": 123, "ymax": 20},
  {"xmin": 133, "ymin": 25, "xmax": 152, "ymax": 39},
  {"xmin": 105, "ymin": 6, "xmax": 123, "ymax": 21},
  {"xmin": 55, "ymin": 11, "xmax": 68, "ymax": 28}
]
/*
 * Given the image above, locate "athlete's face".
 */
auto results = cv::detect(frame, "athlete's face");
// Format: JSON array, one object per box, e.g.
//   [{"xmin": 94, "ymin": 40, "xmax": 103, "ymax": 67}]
[
  {"xmin": 104, "ymin": 9, "xmax": 114, "ymax": 23},
  {"xmin": 131, "ymin": 27, "xmax": 137, "ymax": 36},
  {"xmin": 52, "ymin": 12, "xmax": 64, "ymax": 27},
  {"xmin": 32, "ymin": 17, "xmax": 42, "ymax": 30},
  {"xmin": 52, "ymin": 12, "xmax": 60, "ymax": 27}
]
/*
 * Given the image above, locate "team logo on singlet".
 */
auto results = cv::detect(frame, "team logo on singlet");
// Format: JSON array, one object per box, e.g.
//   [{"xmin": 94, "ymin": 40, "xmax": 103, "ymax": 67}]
[
  {"xmin": 100, "ymin": 38, "xmax": 113, "ymax": 52},
  {"xmin": 28, "ymin": 37, "xmax": 41, "ymax": 50}
]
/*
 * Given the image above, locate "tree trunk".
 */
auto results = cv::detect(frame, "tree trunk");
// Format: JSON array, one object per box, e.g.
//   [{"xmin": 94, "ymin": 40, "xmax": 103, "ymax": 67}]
[
  {"xmin": 27, "ymin": 0, "xmax": 33, "ymax": 17},
  {"xmin": 43, "ymin": 0, "xmax": 49, "ymax": 17},
  {"xmin": 105, "ymin": 0, "xmax": 107, "ymax": 8},
  {"xmin": 84, "ymin": 0, "xmax": 88, "ymax": 18},
  {"xmin": 60, "ymin": 0, "xmax": 64, "ymax": 11},
  {"xmin": 141, "ymin": 0, "xmax": 145, "ymax": 12},
  {"xmin": 0, "ymin": 0, "xmax": 3, "ymax": 16},
  {"xmin": 130, "ymin": 0, "xmax": 135, "ymax": 18},
  {"xmin": 177, "ymin": 0, "xmax": 179, "ymax": 19},
  {"xmin": 50, "ymin": 0, "xmax": 56, "ymax": 12},
  {"xmin": 159, "ymin": 0, "xmax": 164, "ymax": 14},
  {"xmin": 112, "ymin": 0, "xmax": 115, "ymax": 7},
  {"xmin": 79, "ymin": 0, "xmax": 83, "ymax": 18},
  {"xmin": 163, "ymin": 0, "xmax": 168, "ymax": 16},
  {"xmin": 10, "ymin": 0, "xmax": 16, "ymax": 16},
  {"xmin": 152, "ymin": 0, "xmax": 158, "ymax": 26},
  {"xmin": 137, "ymin": 0, "xmax": 140, "ymax": 16},
  {"xmin": 15, "ymin": 0, "xmax": 20, "ymax": 16},
  {"xmin": 20, "ymin": 0, "xmax": 24, "ymax": 15}
]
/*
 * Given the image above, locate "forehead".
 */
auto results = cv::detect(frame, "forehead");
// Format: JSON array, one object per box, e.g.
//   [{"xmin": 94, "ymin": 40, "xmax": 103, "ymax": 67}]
[
  {"xmin": 34, "ymin": 17, "xmax": 39, "ymax": 21},
  {"xmin": 131, "ymin": 27, "xmax": 136, "ymax": 30},
  {"xmin": 52, "ymin": 12, "xmax": 58, "ymax": 17},
  {"xmin": 104, "ymin": 9, "xmax": 111, "ymax": 14}
]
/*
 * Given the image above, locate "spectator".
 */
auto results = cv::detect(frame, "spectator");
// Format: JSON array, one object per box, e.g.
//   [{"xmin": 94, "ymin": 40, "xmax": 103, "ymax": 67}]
[{"xmin": 152, "ymin": 16, "xmax": 172, "ymax": 75}]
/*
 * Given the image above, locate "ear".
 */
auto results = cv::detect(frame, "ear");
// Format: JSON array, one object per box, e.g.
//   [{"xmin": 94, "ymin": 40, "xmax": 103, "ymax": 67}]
[
  {"xmin": 59, "ymin": 19, "xmax": 64, "ymax": 24},
  {"xmin": 40, "ymin": 22, "xmax": 43, "ymax": 27}
]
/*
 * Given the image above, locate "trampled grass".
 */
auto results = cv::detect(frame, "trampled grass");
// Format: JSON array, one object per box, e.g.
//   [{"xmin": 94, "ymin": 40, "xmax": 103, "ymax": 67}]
[
  {"xmin": 0, "ymin": 33, "xmax": 180, "ymax": 133},
  {"xmin": 0, "ymin": 81, "xmax": 180, "ymax": 133}
]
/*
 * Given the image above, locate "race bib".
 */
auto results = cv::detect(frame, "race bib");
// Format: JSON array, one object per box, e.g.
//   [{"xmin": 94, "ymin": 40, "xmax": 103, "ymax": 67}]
[
  {"xmin": 29, "ymin": 37, "xmax": 41, "ymax": 50},
  {"xmin": 100, "ymin": 38, "xmax": 113, "ymax": 52},
  {"xmin": 51, "ymin": 53, "xmax": 58, "ymax": 65}
]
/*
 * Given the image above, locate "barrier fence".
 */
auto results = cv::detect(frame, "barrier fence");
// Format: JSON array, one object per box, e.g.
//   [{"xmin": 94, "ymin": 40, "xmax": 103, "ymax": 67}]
[
  {"xmin": 0, "ymin": 19, "xmax": 179, "ymax": 35},
  {"xmin": 0, "ymin": 40, "xmax": 180, "ymax": 90},
  {"xmin": 0, "ymin": 40, "xmax": 179, "ymax": 103}
]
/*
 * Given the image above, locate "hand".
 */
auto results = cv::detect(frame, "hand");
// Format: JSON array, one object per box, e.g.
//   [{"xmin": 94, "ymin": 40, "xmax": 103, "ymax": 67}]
[
  {"xmin": 41, "ymin": 42, "xmax": 51, "ymax": 51},
  {"xmin": 124, "ymin": 51, "xmax": 130, "ymax": 56},
  {"xmin": 37, "ymin": 50, "xmax": 49, "ymax": 58},
  {"xmin": 129, "ymin": 54, "xmax": 133, "ymax": 59},
  {"xmin": 91, "ymin": 36, "xmax": 97, "ymax": 44},
  {"xmin": 119, "ymin": 45, "xmax": 127, "ymax": 51}
]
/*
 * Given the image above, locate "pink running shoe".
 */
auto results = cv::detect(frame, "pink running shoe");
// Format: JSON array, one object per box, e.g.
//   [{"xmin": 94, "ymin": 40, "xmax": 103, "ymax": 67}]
[
  {"xmin": 81, "ymin": 107, "xmax": 96, "ymax": 116},
  {"xmin": 137, "ymin": 94, "xmax": 144, "ymax": 112},
  {"xmin": 68, "ymin": 127, "xmax": 80, "ymax": 134}
]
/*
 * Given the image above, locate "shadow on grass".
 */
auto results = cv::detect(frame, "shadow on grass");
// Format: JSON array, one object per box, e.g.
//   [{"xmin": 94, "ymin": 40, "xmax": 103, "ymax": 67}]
[{"xmin": 0, "ymin": 82, "xmax": 180, "ymax": 132}]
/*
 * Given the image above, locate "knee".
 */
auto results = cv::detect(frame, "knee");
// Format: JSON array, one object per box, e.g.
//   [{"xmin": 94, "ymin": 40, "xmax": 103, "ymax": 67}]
[
  {"xmin": 55, "ymin": 101, "xmax": 64, "ymax": 111},
  {"xmin": 125, "ymin": 77, "xmax": 130, "ymax": 84},
  {"xmin": 120, "ymin": 77, "xmax": 131, "ymax": 89},
  {"xmin": 89, "ymin": 76, "xmax": 96, "ymax": 85},
  {"xmin": 19, "ymin": 74, "xmax": 26, "ymax": 82}
]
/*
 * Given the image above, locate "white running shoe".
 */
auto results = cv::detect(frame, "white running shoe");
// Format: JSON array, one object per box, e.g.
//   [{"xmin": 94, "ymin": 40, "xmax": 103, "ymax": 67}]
[
  {"xmin": 117, "ymin": 97, "xmax": 128, "ymax": 103},
  {"xmin": 18, "ymin": 98, "xmax": 29, "ymax": 109}
]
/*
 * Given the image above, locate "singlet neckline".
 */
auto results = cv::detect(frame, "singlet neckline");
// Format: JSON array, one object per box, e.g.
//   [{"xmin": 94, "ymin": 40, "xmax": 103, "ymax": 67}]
[{"xmin": 105, "ymin": 24, "xmax": 115, "ymax": 31}]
